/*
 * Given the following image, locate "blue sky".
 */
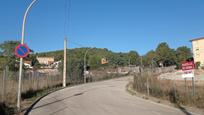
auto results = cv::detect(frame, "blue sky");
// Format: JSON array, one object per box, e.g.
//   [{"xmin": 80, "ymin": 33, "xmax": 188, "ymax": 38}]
[{"xmin": 0, "ymin": 0, "xmax": 204, "ymax": 55}]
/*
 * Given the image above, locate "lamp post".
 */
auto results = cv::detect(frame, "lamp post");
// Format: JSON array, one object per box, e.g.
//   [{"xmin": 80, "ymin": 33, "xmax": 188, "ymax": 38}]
[
  {"xmin": 84, "ymin": 48, "xmax": 91, "ymax": 83},
  {"xmin": 17, "ymin": 0, "xmax": 37, "ymax": 110}
]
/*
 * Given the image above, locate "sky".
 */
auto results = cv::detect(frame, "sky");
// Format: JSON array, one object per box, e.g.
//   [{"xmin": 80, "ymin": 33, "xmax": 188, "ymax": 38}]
[{"xmin": 0, "ymin": 0, "xmax": 204, "ymax": 55}]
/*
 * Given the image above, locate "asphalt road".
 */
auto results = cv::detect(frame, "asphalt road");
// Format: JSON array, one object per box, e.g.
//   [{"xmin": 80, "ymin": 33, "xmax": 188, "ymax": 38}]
[{"xmin": 28, "ymin": 77, "xmax": 194, "ymax": 115}]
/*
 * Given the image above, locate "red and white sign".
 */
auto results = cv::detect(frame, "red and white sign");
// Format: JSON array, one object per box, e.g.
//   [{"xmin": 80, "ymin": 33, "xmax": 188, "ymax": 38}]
[
  {"xmin": 182, "ymin": 61, "xmax": 195, "ymax": 78},
  {"xmin": 182, "ymin": 61, "xmax": 195, "ymax": 71}
]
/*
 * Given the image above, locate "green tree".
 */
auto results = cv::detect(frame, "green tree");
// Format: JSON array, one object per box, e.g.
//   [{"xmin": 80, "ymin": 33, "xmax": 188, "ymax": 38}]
[
  {"xmin": 0, "ymin": 41, "xmax": 20, "ymax": 71},
  {"xmin": 175, "ymin": 46, "xmax": 192, "ymax": 68},
  {"xmin": 143, "ymin": 50, "xmax": 157, "ymax": 67},
  {"xmin": 0, "ymin": 41, "xmax": 20, "ymax": 56},
  {"xmin": 30, "ymin": 55, "xmax": 41, "ymax": 69},
  {"xmin": 128, "ymin": 51, "xmax": 140, "ymax": 65},
  {"xmin": 155, "ymin": 42, "xmax": 176, "ymax": 67}
]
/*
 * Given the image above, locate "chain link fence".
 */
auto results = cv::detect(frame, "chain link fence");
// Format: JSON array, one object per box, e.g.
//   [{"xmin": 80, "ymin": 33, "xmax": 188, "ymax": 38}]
[
  {"xmin": 133, "ymin": 67, "xmax": 204, "ymax": 108},
  {"xmin": 0, "ymin": 67, "xmax": 63, "ymax": 106}
]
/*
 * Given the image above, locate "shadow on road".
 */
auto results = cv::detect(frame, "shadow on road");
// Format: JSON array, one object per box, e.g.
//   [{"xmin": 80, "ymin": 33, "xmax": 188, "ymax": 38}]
[
  {"xmin": 24, "ymin": 92, "xmax": 84, "ymax": 115},
  {"xmin": 177, "ymin": 104, "xmax": 192, "ymax": 115}
]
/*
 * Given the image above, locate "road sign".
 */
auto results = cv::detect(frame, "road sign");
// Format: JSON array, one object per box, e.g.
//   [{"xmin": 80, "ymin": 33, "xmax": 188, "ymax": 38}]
[
  {"xmin": 182, "ymin": 61, "xmax": 195, "ymax": 78},
  {"xmin": 15, "ymin": 44, "xmax": 30, "ymax": 58},
  {"xmin": 182, "ymin": 61, "xmax": 195, "ymax": 71}
]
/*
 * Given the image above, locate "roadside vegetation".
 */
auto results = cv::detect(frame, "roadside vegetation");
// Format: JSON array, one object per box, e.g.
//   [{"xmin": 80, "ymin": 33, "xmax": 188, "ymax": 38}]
[
  {"xmin": 132, "ymin": 71, "xmax": 204, "ymax": 109},
  {"xmin": 0, "ymin": 40, "xmax": 194, "ymax": 114}
]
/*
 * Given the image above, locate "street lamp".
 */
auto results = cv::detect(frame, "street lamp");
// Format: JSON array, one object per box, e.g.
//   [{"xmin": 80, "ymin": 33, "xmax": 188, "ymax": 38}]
[
  {"xmin": 17, "ymin": 0, "xmax": 38, "ymax": 110},
  {"xmin": 84, "ymin": 48, "xmax": 91, "ymax": 83}
]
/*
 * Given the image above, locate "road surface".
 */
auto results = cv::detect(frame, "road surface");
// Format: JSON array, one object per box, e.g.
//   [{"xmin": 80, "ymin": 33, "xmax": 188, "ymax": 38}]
[{"xmin": 28, "ymin": 77, "xmax": 194, "ymax": 115}]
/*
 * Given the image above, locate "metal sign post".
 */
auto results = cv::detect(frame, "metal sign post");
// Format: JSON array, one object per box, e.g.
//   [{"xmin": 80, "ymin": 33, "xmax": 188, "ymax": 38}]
[
  {"xmin": 15, "ymin": 44, "xmax": 30, "ymax": 111},
  {"xmin": 16, "ymin": 0, "xmax": 37, "ymax": 111},
  {"xmin": 181, "ymin": 61, "xmax": 195, "ymax": 97}
]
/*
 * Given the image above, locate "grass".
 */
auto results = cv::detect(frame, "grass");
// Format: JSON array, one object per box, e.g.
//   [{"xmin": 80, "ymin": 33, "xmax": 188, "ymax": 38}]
[
  {"xmin": 133, "ymin": 73, "xmax": 204, "ymax": 109},
  {"xmin": 0, "ymin": 70, "xmax": 127, "ymax": 115}
]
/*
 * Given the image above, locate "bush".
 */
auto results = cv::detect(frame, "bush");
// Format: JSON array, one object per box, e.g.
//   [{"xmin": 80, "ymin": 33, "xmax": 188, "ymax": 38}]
[
  {"xmin": 195, "ymin": 62, "xmax": 201, "ymax": 69},
  {"xmin": 133, "ymin": 72, "xmax": 204, "ymax": 109},
  {"xmin": 0, "ymin": 103, "xmax": 14, "ymax": 115}
]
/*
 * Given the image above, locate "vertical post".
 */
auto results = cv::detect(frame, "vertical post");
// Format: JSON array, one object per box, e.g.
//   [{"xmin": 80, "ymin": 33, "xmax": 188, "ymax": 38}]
[
  {"xmin": 1, "ymin": 67, "xmax": 6, "ymax": 102},
  {"xmin": 84, "ymin": 49, "xmax": 91, "ymax": 83},
  {"xmin": 173, "ymin": 80, "xmax": 177, "ymax": 103},
  {"xmin": 129, "ymin": 58, "xmax": 130, "ymax": 67},
  {"xmin": 146, "ymin": 77, "xmax": 149, "ymax": 96},
  {"xmin": 185, "ymin": 78, "xmax": 187, "ymax": 94},
  {"xmin": 84, "ymin": 55, "xmax": 86, "ymax": 83},
  {"xmin": 140, "ymin": 56, "xmax": 143, "ymax": 67},
  {"xmin": 192, "ymin": 77, "xmax": 195, "ymax": 97},
  {"xmin": 63, "ymin": 38, "xmax": 67, "ymax": 87},
  {"xmin": 17, "ymin": 0, "xmax": 37, "ymax": 110}
]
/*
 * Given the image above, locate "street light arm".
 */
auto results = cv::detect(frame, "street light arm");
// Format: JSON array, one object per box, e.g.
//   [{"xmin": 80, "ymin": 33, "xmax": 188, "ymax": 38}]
[{"xmin": 21, "ymin": 0, "xmax": 38, "ymax": 44}]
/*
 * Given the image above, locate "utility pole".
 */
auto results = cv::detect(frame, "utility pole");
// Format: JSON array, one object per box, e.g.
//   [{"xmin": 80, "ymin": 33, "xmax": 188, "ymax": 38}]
[
  {"xmin": 17, "ymin": 0, "xmax": 37, "ymax": 111},
  {"xmin": 63, "ymin": 38, "xmax": 67, "ymax": 87},
  {"xmin": 84, "ymin": 49, "xmax": 91, "ymax": 83}
]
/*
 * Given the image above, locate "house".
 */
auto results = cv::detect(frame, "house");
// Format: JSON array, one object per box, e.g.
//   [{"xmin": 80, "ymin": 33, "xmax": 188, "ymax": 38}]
[
  {"xmin": 191, "ymin": 37, "xmax": 204, "ymax": 67},
  {"xmin": 101, "ymin": 58, "xmax": 108, "ymax": 64},
  {"xmin": 37, "ymin": 57, "xmax": 54, "ymax": 65},
  {"xmin": 24, "ymin": 60, "xmax": 32, "ymax": 69}
]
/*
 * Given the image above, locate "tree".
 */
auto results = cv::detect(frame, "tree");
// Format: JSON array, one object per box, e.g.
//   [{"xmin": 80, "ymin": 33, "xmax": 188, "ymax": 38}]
[
  {"xmin": 155, "ymin": 42, "xmax": 176, "ymax": 67},
  {"xmin": 30, "ymin": 55, "xmax": 41, "ymax": 69},
  {"xmin": 175, "ymin": 46, "xmax": 192, "ymax": 68},
  {"xmin": 128, "ymin": 51, "xmax": 140, "ymax": 65},
  {"xmin": 0, "ymin": 41, "xmax": 20, "ymax": 71},
  {"xmin": 0, "ymin": 41, "xmax": 20, "ymax": 56},
  {"xmin": 143, "ymin": 50, "xmax": 157, "ymax": 67}
]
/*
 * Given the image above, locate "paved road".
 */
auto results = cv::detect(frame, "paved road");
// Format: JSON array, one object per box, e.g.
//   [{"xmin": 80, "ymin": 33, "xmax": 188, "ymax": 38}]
[{"xmin": 28, "ymin": 77, "xmax": 194, "ymax": 115}]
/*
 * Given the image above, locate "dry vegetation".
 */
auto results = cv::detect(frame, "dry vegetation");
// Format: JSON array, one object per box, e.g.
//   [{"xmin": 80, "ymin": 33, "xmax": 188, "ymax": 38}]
[
  {"xmin": 133, "ymin": 72, "xmax": 204, "ymax": 109},
  {"xmin": 0, "ymin": 71, "xmax": 63, "ymax": 114},
  {"xmin": 0, "ymin": 68, "xmax": 126, "ymax": 114}
]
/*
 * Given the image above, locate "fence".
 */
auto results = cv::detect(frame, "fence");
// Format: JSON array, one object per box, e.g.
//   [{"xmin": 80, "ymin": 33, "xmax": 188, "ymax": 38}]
[
  {"xmin": 133, "ymin": 68, "xmax": 204, "ymax": 108},
  {"xmin": 0, "ymin": 67, "xmax": 63, "ymax": 106}
]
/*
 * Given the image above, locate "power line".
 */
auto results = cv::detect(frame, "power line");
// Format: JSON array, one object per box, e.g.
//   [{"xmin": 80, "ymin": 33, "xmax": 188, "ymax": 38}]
[{"xmin": 69, "ymin": 39, "xmax": 85, "ymax": 47}]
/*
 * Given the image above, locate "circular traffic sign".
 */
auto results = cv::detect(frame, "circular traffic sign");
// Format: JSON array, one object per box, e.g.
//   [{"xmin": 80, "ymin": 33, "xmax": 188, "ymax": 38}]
[{"xmin": 15, "ymin": 44, "xmax": 30, "ymax": 58}]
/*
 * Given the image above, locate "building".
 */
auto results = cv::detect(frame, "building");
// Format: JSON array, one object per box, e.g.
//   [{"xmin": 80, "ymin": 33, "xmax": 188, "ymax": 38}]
[
  {"xmin": 191, "ymin": 37, "xmax": 204, "ymax": 67},
  {"xmin": 37, "ymin": 57, "xmax": 54, "ymax": 65},
  {"xmin": 24, "ymin": 60, "xmax": 32, "ymax": 69},
  {"xmin": 101, "ymin": 58, "xmax": 108, "ymax": 65}
]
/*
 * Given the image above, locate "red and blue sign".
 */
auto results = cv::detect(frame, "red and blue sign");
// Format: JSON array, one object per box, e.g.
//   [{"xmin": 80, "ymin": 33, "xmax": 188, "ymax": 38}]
[{"xmin": 15, "ymin": 44, "xmax": 30, "ymax": 58}]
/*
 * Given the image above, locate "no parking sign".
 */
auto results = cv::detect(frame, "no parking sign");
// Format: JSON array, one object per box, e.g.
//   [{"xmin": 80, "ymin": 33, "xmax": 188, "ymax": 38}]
[{"xmin": 15, "ymin": 44, "xmax": 30, "ymax": 58}]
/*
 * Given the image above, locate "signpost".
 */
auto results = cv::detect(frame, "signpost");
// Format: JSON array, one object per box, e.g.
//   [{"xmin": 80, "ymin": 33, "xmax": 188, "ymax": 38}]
[
  {"xmin": 15, "ymin": 44, "xmax": 30, "ymax": 111},
  {"xmin": 181, "ymin": 61, "xmax": 195, "ymax": 96},
  {"xmin": 16, "ymin": 0, "xmax": 37, "ymax": 111}
]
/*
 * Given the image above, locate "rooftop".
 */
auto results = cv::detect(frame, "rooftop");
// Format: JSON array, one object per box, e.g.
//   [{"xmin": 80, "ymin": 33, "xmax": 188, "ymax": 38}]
[{"xmin": 190, "ymin": 37, "xmax": 204, "ymax": 42}]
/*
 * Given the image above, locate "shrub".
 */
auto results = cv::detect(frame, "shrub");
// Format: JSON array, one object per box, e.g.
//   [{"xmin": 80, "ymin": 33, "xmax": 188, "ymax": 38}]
[{"xmin": 195, "ymin": 62, "xmax": 201, "ymax": 69}]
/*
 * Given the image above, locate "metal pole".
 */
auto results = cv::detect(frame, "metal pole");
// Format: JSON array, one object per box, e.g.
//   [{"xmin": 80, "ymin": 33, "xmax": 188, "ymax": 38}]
[
  {"xmin": 17, "ymin": 0, "xmax": 37, "ymax": 110},
  {"xmin": 63, "ymin": 38, "xmax": 67, "ymax": 87}
]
